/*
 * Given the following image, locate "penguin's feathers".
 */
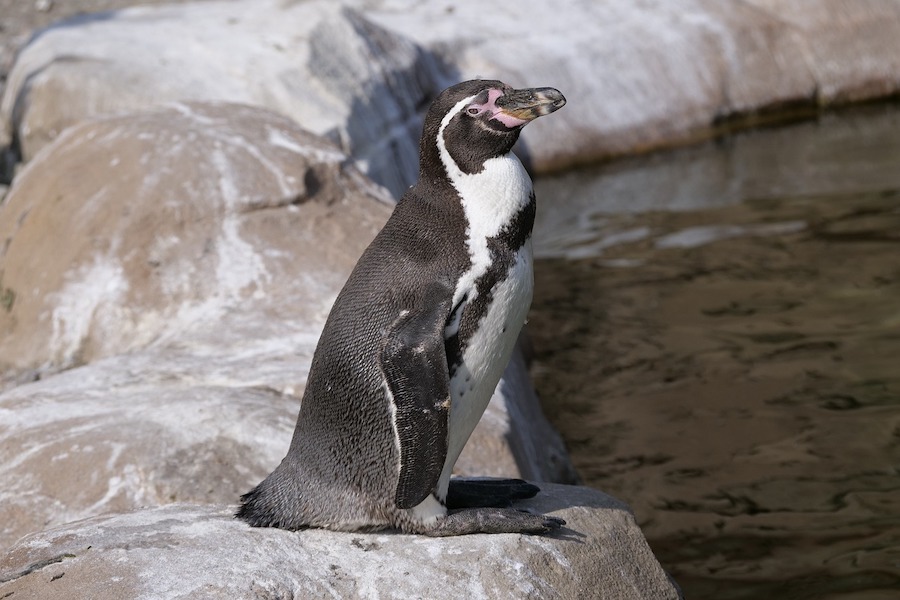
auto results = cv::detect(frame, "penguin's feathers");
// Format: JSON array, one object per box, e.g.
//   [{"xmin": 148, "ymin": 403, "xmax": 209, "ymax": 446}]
[
  {"xmin": 380, "ymin": 281, "xmax": 453, "ymax": 509},
  {"xmin": 236, "ymin": 79, "xmax": 566, "ymax": 535}
]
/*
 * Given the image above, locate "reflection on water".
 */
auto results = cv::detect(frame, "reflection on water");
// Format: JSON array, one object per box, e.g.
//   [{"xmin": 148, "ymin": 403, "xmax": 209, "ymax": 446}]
[{"xmin": 528, "ymin": 103, "xmax": 900, "ymax": 600}]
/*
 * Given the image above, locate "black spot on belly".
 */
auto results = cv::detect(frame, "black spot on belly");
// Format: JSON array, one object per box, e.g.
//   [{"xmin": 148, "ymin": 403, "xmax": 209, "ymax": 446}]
[{"xmin": 445, "ymin": 193, "xmax": 535, "ymax": 378}]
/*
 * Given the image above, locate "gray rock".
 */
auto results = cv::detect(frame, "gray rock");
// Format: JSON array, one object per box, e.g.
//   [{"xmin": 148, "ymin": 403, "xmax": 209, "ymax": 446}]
[
  {"xmin": 365, "ymin": 0, "xmax": 900, "ymax": 171},
  {"xmin": 0, "ymin": 485, "xmax": 682, "ymax": 599},
  {"xmin": 0, "ymin": 340, "xmax": 575, "ymax": 549},
  {"xmin": 0, "ymin": 101, "xmax": 392, "ymax": 376},
  {"xmin": 0, "ymin": 349, "xmax": 297, "ymax": 548},
  {"xmin": 5, "ymin": 1, "xmax": 900, "ymax": 195},
  {"xmin": 0, "ymin": 0, "xmax": 446, "ymax": 196},
  {"xmin": 0, "ymin": 101, "xmax": 575, "ymax": 548}
]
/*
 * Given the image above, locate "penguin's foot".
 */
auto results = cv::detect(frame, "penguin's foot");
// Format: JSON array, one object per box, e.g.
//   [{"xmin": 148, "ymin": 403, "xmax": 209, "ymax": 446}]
[
  {"xmin": 446, "ymin": 477, "xmax": 540, "ymax": 509},
  {"xmin": 422, "ymin": 507, "xmax": 565, "ymax": 537}
]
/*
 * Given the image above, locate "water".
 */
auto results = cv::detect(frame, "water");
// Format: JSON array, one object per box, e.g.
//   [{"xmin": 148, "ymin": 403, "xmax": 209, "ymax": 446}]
[{"xmin": 528, "ymin": 103, "xmax": 900, "ymax": 599}]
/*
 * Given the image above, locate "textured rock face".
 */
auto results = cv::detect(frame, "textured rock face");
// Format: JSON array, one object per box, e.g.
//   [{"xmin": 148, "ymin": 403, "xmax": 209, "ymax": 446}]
[
  {"xmin": 0, "ymin": 348, "xmax": 300, "ymax": 549},
  {"xmin": 364, "ymin": 0, "xmax": 900, "ymax": 171},
  {"xmin": 0, "ymin": 345, "xmax": 576, "ymax": 550},
  {"xmin": 0, "ymin": 102, "xmax": 576, "ymax": 549},
  {"xmin": 5, "ymin": 1, "xmax": 900, "ymax": 194},
  {"xmin": 0, "ymin": 485, "xmax": 682, "ymax": 600},
  {"xmin": 0, "ymin": 100, "xmax": 387, "ymax": 546},
  {"xmin": 0, "ymin": 0, "xmax": 445, "ymax": 196},
  {"xmin": 0, "ymin": 101, "xmax": 392, "ymax": 376}
]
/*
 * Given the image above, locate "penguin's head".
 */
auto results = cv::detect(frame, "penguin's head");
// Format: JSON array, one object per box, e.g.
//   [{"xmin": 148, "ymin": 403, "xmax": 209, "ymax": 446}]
[{"xmin": 420, "ymin": 79, "xmax": 566, "ymax": 178}]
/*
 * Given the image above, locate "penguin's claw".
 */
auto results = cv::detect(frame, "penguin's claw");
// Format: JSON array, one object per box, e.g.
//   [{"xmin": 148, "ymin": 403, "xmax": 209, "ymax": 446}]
[
  {"xmin": 423, "ymin": 507, "xmax": 565, "ymax": 536},
  {"xmin": 542, "ymin": 515, "xmax": 567, "ymax": 529},
  {"xmin": 515, "ymin": 509, "xmax": 566, "ymax": 532}
]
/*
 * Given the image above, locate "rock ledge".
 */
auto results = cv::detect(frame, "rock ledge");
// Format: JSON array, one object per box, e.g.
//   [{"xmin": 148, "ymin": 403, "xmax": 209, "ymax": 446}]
[{"xmin": 0, "ymin": 483, "xmax": 682, "ymax": 600}]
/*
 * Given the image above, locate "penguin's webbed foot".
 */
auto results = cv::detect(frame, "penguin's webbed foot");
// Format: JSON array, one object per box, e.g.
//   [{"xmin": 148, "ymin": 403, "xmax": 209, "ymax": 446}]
[
  {"xmin": 422, "ymin": 507, "xmax": 565, "ymax": 536},
  {"xmin": 446, "ymin": 477, "xmax": 540, "ymax": 509}
]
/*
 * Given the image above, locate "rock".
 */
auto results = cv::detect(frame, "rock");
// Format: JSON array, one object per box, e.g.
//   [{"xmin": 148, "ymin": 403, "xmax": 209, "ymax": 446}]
[
  {"xmin": 0, "ymin": 0, "xmax": 446, "ymax": 196},
  {"xmin": 0, "ymin": 1, "xmax": 224, "ymax": 111},
  {"xmin": 0, "ymin": 100, "xmax": 389, "ymax": 546},
  {"xmin": 0, "ymin": 101, "xmax": 392, "ymax": 376},
  {"xmin": 0, "ymin": 101, "xmax": 576, "ymax": 548},
  {"xmin": 0, "ymin": 347, "xmax": 300, "ymax": 549},
  {"xmin": 364, "ymin": 0, "xmax": 900, "ymax": 170},
  {"xmin": 0, "ymin": 339, "xmax": 575, "ymax": 549},
  {"xmin": 6, "ymin": 2, "xmax": 900, "ymax": 194},
  {"xmin": 0, "ymin": 484, "xmax": 682, "ymax": 599}
]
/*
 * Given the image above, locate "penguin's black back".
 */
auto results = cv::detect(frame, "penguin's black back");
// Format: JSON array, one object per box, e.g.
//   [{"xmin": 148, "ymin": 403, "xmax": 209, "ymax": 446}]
[
  {"xmin": 296, "ymin": 183, "xmax": 469, "ymax": 444},
  {"xmin": 238, "ymin": 181, "xmax": 471, "ymax": 529}
]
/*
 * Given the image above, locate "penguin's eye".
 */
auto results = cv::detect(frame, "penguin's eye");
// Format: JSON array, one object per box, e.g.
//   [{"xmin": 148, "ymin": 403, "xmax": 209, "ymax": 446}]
[{"xmin": 466, "ymin": 107, "xmax": 481, "ymax": 116}]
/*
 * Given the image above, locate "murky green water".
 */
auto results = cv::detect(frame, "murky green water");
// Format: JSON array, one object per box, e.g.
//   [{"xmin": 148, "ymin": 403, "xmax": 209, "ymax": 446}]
[{"xmin": 528, "ymin": 103, "xmax": 900, "ymax": 599}]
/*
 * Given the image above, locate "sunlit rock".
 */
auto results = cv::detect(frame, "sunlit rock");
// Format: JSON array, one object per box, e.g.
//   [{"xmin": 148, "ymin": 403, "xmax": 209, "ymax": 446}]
[
  {"xmin": 0, "ymin": 101, "xmax": 392, "ymax": 376},
  {"xmin": 0, "ymin": 0, "xmax": 445, "ymax": 196},
  {"xmin": 5, "ymin": 1, "xmax": 899, "ymax": 194},
  {"xmin": 364, "ymin": 0, "xmax": 900, "ymax": 170},
  {"xmin": 0, "ymin": 486, "xmax": 682, "ymax": 599}
]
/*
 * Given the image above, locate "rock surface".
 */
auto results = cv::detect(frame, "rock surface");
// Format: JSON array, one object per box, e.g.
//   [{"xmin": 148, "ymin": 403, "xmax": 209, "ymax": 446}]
[
  {"xmin": 0, "ymin": 0, "xmax": 446, "ymax": 196},
  {"xmin": 0, "ymin": 101, "xmax": 392, "ymax": 375},
  {"xmin": 3, "ymin": 0, "xmax": 900, "ymax": 194},
  {"xmin": 365, "ymin": 0, "xmax": 900, "ymax": 170},
  {"xmin": 0, "ymin": 342, "xmax": 575, "ymax": 550},
  {"xmin": 0, "ymin": 1, "xmax": 213, "ymax": 99},
  {"xmin": 0, "ymin": 102, "xmax": 576, "ymax": 549},
  {"xmin": 0, "ymin": 484, "xmax": 682, "ymax": 600}
]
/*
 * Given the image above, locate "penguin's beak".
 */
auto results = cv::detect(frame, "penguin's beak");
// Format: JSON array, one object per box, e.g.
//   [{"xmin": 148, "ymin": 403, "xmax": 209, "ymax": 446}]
[{"xmin": 495, "ymin": 87, "xmax": 566, "ymax": 123}]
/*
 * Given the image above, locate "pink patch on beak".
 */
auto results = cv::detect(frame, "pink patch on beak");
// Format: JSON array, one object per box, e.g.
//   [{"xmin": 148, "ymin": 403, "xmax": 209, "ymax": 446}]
[
  {"xmin": 492, "ymin": 110, "xmax": 528, "ymax": 128},
  {"xmin": 471, "ymin": 89, "xmax": 529, "ymax": 128}
]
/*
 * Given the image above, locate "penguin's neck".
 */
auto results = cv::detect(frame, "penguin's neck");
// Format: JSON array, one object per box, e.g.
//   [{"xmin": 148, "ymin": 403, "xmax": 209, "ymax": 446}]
[
  {"xmin": 447, "ymin": 153, "xmax": 532, "ymax": 237},
  {"xmin": 435, "ymin": 147, "xmax": 534, "ymax": 315},
  {"xmin": 433, "ymin": 95, "xmax": 533, "ymax": 245}
]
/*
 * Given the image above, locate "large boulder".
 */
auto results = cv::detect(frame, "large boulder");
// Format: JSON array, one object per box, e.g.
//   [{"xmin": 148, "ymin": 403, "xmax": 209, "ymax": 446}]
[
  {"xmin": 0, "ymin": 342, "xmax": 575, "ymax": 550},
  {"xmin": 5, "ymin": 1, "xmax": 900, "ymax": 194},
  {"xmin": 0, "ymin": 0, "xmax": 446, "ymax": 196},
  {"xmin": 0, "ymin": 102, "xmax": 575, "ymax": 549},
  {"xmin": 0, "ymin": 347, "xmax": 299, "ymax": 549},
  {"xmin": 365, "ymin": 0, "xmax": 900, "ymax": 170},
  {"xmin": 0, "ymin": 101, "xmax": 392, "ymax": 376},
  {"xmin": 0, "ymin": 485, "xmax": 682, "ymax": 599}
]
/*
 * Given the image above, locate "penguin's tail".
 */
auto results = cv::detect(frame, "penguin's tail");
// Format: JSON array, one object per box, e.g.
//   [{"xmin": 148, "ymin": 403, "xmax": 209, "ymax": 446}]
[
  {"xmin": 235, "ymin": 478, "xmax": 299, "ymax": 530},
  {"xmin": 235, "ymin": 483, "xmax": 269, "ymax": 526}
]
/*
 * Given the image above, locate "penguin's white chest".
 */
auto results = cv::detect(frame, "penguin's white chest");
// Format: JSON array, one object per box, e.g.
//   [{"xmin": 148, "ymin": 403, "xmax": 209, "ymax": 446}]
[
  {"xmin": 424, "ymin": 98, "xmax": 539, "ymax": 503},
  {"xmin": 433, "ymin": 152, "xmax": 536, "ymax": 497},
  {"xmin": 444, "ymin": 239, "xmax": 534, "ymax": 473}
]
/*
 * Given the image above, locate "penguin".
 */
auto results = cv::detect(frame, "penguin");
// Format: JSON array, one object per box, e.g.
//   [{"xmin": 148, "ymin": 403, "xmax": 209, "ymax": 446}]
[{"xmin": 237, "ymin": 79, "xmax": 566, "ymax": 536}]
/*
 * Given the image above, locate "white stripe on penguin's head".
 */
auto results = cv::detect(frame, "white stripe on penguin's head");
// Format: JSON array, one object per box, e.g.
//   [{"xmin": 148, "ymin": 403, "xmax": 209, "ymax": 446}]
[{"xmin": 435, "ymin": 94, "xmax": 479, "ymax": 180}]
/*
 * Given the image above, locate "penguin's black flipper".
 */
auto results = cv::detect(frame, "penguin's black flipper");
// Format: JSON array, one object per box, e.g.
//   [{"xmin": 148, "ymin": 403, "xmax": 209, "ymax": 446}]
[
  {"xmin": 446, "ymin": 477, "xmax": 540, "ymax": 509},
  {"xmin": 380, "ymin": 282, "xmax": 453, "ymax": 510}
]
